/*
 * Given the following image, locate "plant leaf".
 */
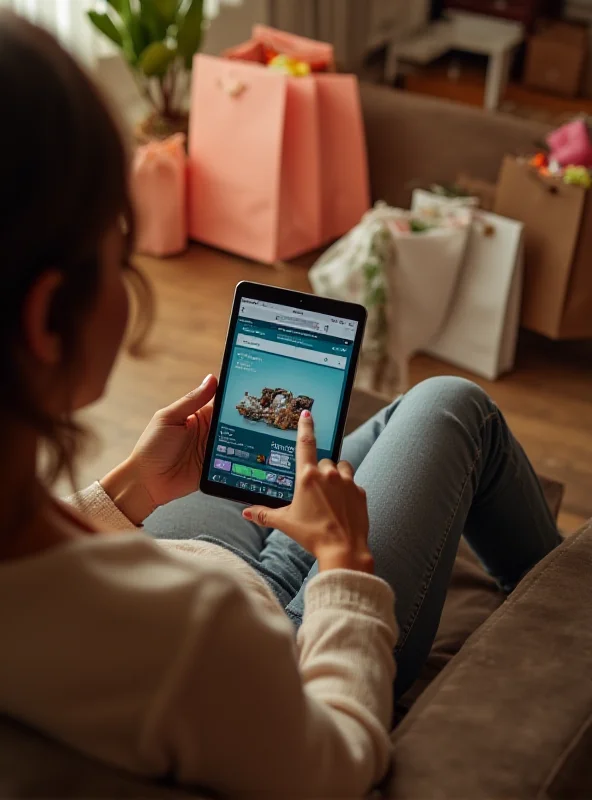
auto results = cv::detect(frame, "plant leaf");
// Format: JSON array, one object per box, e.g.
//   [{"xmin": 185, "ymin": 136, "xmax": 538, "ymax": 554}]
[
  {"xmin": 104, "ymin": 0, "xmax": 124, "ymax": 16},
  {"xmin": 103, "ymin": 0, "xmax": 133, "ymax": 23},
  {"xmin": 125, "ymin": 12, "xmax": 150, "ymax": 63},
  {"xmin": 177, "ymin": 0, "xmax": 203, "ymax": 69},
  {"xmin": 120, "ymin": 0, "xmax": 133, "ymax": 20},
  {"xmin": 138, "ymin": 40, "xmax": 177, "ymax": 77},
  {"xmin": 139, "ymin": 1, "xmax": 168, "ymax": 41},
  {"xmin": 153, "ymin": 0, "xmax": 180, "ymax": 24},
  {"xmin": 87, "ymin": 10, "xmax": 124, "ymax": 48}
]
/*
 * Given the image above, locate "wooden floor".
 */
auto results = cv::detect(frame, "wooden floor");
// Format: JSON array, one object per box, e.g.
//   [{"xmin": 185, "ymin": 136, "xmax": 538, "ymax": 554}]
[
  {"xmin": 404, "ymin": 60, "xmax": 592, "ymax": 123},
  {"xmin": 76, "ymin": 244, "xmax": 592, "ymax": 535}
]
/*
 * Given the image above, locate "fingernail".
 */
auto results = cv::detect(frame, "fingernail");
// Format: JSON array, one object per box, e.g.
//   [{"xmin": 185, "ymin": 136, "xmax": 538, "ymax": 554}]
[
  {"xmin": 200, "ymin": 374, "xmax": 213, "ymax": 386},
  {"xmin": 301, "ymin": 410, "xmax": 311, "ymax": 418},
  {"xmin": 242, "ymin": 509, "xmax": 252, "ymax": 520}
]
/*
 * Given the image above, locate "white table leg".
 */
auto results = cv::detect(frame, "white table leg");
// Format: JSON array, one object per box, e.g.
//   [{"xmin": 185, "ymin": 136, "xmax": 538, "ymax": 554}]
[{"xmin": 484, "ymin": 48, "xmax": 511, "ymax": 111}]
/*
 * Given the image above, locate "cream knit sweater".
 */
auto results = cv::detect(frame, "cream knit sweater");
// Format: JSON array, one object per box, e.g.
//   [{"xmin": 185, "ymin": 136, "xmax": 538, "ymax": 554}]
[{"xmin": 0, "ymin": 483, "xmax": 398, "ymax": 798}]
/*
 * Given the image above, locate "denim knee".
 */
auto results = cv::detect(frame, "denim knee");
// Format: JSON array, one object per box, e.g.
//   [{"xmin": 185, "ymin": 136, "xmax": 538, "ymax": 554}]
[{"xmin": 404, "ymin": 376, "xmax": 496, "ymax": 430}]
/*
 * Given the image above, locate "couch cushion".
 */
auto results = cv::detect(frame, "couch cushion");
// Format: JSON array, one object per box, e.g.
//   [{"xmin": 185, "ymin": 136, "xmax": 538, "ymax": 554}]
[{"xmin": 388, "ymin": 522, "xmax": 592, "ymax": 800}]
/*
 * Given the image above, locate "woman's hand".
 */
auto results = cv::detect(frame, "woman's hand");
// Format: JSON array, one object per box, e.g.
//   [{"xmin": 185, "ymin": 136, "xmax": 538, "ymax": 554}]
[
  {"xmin": 243, "ymin": 411, "xmax": 373, "ymax": 574},
  {"xmin": 101, "ymin": 375, "xmax": 217, "ymax": 525}
]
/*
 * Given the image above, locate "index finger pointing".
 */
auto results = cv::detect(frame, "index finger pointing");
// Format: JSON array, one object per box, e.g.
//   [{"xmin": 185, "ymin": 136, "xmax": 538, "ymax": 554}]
[{"xmin": 296, "ymin": 410, "xmax": 317, "ymax": 475}]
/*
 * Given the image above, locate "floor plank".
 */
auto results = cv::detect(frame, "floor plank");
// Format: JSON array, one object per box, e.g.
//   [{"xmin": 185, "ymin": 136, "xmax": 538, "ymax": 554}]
[
  {"xmin": 72, "ymin": 245, "xmax": 592, "ymax": 535},
  {"xmin": 404, "ymin": 59, "xmax": 592, "ymax": 123}
]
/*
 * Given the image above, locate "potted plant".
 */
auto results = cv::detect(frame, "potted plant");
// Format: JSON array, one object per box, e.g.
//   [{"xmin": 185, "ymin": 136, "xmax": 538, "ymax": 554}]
[{"xmin": 87, "ymin": 0, "xmax": 217, "ymax": 142}]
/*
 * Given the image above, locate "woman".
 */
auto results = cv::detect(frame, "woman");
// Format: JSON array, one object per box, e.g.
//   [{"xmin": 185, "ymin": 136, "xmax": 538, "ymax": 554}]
[{"xmin": 0, "ymin": 13, "xmax": 561, "ymax": 799}]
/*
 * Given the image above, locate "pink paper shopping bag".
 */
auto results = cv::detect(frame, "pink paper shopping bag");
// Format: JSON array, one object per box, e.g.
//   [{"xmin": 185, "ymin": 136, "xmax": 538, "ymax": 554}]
[
  {"xmin": 187, "ymin": 27, "xmax": 370, "ymax": 264},
  {"xmin": 132, "ymin": 134, "xmax": 187, "ymax": 258}
]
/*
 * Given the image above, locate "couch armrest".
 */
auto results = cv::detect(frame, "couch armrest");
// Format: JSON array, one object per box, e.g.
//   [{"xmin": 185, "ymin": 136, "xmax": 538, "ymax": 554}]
[{"xmin": 387, "ymin": 522, "xmax": 592, "ymax": 799}]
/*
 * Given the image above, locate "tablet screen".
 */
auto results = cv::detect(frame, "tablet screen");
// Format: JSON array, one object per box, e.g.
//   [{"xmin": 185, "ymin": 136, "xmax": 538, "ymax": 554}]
[{"xmin": 207, "ymin": 296, "xmax": 359, "ymax": 503}]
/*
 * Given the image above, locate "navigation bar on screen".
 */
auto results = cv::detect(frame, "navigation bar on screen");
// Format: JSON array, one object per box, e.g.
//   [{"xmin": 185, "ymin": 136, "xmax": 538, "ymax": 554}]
[
  {"xmin": 236, "ymin": 334, "xmax": 347, "ymax": 370},
  {"xmin": 239, "ymin": 298, "xmax": 357, "ymax": 341}
]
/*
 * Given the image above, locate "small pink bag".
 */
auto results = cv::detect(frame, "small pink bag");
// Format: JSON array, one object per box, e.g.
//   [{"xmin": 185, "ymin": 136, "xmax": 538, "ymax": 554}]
[
  {"xmin": 132, "ymin": 134, "xmax": 187, "ymax": 257},
  {"xmin": 547, "ymin": 119, "xmax": 592, "ymax": 167}
]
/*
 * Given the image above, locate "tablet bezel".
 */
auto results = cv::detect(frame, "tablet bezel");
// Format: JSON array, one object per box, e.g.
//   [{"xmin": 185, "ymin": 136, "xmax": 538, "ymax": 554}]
[{"xmin": 199, "ymin": 281, "xmax": 367, "ymax": 509}]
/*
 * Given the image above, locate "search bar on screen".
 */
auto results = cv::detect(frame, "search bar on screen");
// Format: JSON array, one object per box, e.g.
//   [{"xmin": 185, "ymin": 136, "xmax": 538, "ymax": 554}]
[
  {"xmin": 237, "ymin": 334, "xmax": 346, "ymax": 370},
  {"xmin": 274, "ymin": 315, "xmax": 320, "ymax": 332},
  {"xmin": 239, "ymin": 303, "xmax": 356, "ymax": 341}
]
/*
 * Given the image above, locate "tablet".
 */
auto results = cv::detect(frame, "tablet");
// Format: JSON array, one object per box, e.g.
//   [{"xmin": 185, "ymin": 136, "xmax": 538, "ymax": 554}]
[{"xmin": 200, "ymin": 281, "xmax": 367, "ymax": 508}]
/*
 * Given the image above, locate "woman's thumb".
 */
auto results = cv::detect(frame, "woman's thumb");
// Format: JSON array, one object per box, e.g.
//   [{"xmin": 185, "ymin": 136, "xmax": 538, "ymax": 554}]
[
  {"xmin": 242, "ymin": 505, "xmax": 282, "ymax": 529},
  {"xmin": 160, "ymin": 375, "xmax": 217, "ymax": 423}
]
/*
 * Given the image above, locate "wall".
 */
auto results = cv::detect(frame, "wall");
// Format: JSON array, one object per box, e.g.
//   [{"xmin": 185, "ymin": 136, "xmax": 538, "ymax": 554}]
[
  {"xmin": 204, "ymin": 0, "xmax": 432, "ymax": 71},
  {"xmin": 203, "ymin": 0, "xmax": 270, "ymax": 54}
]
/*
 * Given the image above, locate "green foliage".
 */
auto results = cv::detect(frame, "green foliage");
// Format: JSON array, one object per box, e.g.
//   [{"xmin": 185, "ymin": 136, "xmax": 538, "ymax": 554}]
[
  {"xmin": 87, "ymin": 10, "xmax": 123, "ymax": 47},
  {"xmin": 177, "ymin": 0, "xmax": 204, "ymax": 69},
  {"xmin": 153, "ymin": 0, "xmax": 179, "ymax": 23},
  {"xmin": 87, "ymin": 0, "xmax": 206, "ymax": 113},
  {"xmin": 139, "ymin": 40, "xmax": 177, "ymax": 76},
  {"xmin": 138, "ymin": 4, "xmax": 166, "ymax": 44},
  {"xmin": 104, "ymin": 0, "xmax": 130, "ymax": 15}
]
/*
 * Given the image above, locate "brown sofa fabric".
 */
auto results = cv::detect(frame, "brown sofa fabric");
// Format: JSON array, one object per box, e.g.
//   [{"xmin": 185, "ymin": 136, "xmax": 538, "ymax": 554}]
[
  {"xmin": 388, "ymin": 522, "xmax": 592, "ymax": 800},
  {"xmin": 546, "ymin": 718, "xmax": 592, "ymax": 800},
  {"xmin": 360, "ymin": 84, "xmax": 550, "ymax": 210}
]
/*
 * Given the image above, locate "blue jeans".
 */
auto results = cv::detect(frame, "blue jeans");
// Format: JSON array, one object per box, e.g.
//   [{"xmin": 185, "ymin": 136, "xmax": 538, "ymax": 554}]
[{"xmin": 145, "ymin": 377, "xmax": 561, "ymax": 697}]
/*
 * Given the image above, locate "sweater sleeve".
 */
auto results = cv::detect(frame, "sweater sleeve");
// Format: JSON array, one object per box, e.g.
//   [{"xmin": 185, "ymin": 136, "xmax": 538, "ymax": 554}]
[
  {"xmin": 65, "ymin": 482, "xmax": 136, "ymax": 531},
  {"xmin": 141, "ymin": 567, "xmax": 397, "ymax": 798}
]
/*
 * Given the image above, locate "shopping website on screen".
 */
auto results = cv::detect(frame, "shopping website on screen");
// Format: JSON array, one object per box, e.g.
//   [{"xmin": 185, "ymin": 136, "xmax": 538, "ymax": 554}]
[{"xmin": 209, "ymin": 298, "xmax": 358, "ymax": 502}]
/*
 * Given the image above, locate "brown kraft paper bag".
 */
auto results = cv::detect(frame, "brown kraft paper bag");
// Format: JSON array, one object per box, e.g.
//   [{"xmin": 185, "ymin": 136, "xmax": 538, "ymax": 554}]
[{"xmin": 494, "ymin": 155, "xmax": 592, "ymax": 339}]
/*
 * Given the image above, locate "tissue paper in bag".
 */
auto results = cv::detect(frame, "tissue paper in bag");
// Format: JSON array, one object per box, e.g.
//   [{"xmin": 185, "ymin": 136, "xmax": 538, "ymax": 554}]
[{"xmin": 310, "ymin": 203, "xmax": 471, "ymax": 394}]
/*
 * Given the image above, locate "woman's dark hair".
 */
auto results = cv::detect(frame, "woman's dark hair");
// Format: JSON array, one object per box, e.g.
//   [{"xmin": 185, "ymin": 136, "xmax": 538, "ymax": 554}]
[{"xmin": 0, "ymin": 11, "xmax": 151, "ymax": 483}]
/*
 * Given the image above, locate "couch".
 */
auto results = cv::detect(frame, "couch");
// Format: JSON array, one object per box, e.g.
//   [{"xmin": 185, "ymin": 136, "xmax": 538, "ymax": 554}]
[
  {"xmin": 2, "ymin": 90, "xmax": 589, "ymax": 798},
  {"xmin": 361, "ymin": 83, "xmax": 550, "ymax": 209}
]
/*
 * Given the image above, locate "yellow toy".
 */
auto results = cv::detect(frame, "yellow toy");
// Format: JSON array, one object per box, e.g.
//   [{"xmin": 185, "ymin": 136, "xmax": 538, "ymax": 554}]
[{"xmin": 267, "ymin": 54, "xmax": 311, "ymax": 77}]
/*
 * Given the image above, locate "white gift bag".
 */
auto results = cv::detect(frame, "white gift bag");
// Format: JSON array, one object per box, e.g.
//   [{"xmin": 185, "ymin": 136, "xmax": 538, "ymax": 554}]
[
  {"xmin": 412, "ymin": 190, "xmax": 524, "ymax": 381},
  {"xmin": 309, "ymin": 202, "xmax": 471, "ymax": 393}
]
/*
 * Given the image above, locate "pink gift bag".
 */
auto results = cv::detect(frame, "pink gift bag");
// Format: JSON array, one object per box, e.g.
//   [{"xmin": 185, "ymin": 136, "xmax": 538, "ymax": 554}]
[
  {"xmin": 187, "ymin": 26, "xmax": 370, "ymax": 264},
  {"xmin": 132, "ymin": 133, "xmax": 187, "ymax": 257}
]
